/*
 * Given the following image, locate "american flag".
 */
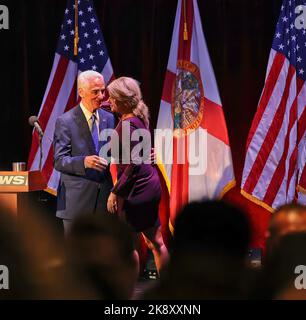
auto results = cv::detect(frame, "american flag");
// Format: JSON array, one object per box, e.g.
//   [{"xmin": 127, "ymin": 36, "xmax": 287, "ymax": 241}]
[
  {"xmin": 241, "ymin": 0, "xmax": 306, "ymax": 210},
  {"xmin": 27, "ymin": 0, "xmax": 114, "ymax": 194}
]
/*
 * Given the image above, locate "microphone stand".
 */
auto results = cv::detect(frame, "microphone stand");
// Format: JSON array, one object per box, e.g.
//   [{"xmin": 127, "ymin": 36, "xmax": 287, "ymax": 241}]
[
  {"xmin": 39, "ymin": 133, "xmax": 43, "ymax": 172},
  {"xmin": 38, "ymin": 133, "xmax": 46, "ymax": 203}
]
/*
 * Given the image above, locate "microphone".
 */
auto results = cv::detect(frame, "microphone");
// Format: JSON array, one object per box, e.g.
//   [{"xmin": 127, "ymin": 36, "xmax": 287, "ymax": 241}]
[{"xmin": 29, "ymin": 116, "xmax": 44, "ymax": 136}]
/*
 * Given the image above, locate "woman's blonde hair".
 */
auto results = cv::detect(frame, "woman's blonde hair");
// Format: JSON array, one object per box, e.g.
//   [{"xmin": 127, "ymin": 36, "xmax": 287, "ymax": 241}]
[{"xmin": 107, "ymin": 77, "xmax": 149, "ymax": 127}]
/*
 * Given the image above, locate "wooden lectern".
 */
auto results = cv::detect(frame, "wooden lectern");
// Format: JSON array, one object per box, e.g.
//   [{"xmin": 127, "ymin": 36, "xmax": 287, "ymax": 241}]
[{"xmin": 0, "ymin": 171, "xmax": 47, "ymax": 215}]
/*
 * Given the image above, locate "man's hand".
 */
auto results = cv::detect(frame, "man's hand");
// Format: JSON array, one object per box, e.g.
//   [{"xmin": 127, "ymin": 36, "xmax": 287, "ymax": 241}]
[{"xmin": 84, "ymin": 155, "xmax": 108, "ymax": 172}]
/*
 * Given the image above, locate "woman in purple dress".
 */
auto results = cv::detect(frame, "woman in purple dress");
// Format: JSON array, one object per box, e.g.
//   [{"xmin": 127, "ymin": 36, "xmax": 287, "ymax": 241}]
[{"xmin": 106, "ymin": 77, "xmax": 168, "ymax": 274}]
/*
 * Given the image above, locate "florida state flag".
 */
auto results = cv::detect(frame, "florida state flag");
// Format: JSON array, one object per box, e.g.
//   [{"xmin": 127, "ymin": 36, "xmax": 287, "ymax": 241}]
[{"xmin": 156, "ymin": 0, "xmax": 235, "ymax": 231}]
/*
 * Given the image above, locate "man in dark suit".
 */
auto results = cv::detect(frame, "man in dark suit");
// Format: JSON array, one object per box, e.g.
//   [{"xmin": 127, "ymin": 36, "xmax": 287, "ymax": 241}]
[{"xmin": 53, "ymin": 70, "xmax": 115, "ymax": 234}]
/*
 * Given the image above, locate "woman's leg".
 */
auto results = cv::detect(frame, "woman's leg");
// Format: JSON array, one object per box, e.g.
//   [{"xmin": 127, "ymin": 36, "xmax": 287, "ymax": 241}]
[
  {"xmin": 116, "ymin": 198, "xmax": 143, "ymax": 275},
  {"xmin": 141, "ymin": 226, "xmax": 169, "ymax": 274},
  {"xmin": 132, "ymin": 232, "xmax": 141, "ymax": 276}
]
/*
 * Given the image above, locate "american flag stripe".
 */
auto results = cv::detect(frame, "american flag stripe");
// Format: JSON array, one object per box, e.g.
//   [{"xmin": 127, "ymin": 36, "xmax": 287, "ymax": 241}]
[
  {"xmin": 263, "ymin": 101, "xmax": 297, "ymax": 205},
  {"xmin": 297, "ymin": 104, "xmax": 306, "ymax": 198},
  {"xmin": 298, "ymin": 85, "xmax": 306, "ymax": 142},
  {"xmin": 101, "ymin": 58, "xmax": 113, "ymax": 85},
  {"xmin": 265, "ymin": 49, "xmax": 277, "ymax": 81},
  {"xmin": 46, "ymin": 165, "xmax": 60, "ymax": 194},
  {"xmin": 247, "ymin": 75, "xmax": 297, "ymax": 200},
  {"xmin": 243, "ymin": 65, "xmax": 295, "ymax": 193},
  {"xmin": 42, "ymin": 148, "xmax": 55, "ymax": 184},
  {"xmin": 286, "ymin": 82, "xmax": 306, "ymax": 191},
  {"xmin": 299, "ymin": 164, "xmax": 306, "ymax": 192},
  {"xmin": 29, "ymin": 59, "xmax": 78, "ymax": 171},
  {"xmin": 39, "ymin": 54, "xmax": 61, "ymax": 112},
  {"xmin": 246, "ymin": 52, "xmax": 286, "ymax": 149},
  {"xmin": 276, "ymin": 133, "xmax": 298, "ymax": 206},
  {"xmin": 285, "ymin": 97, "xmax": 306, "ymax": 196},
  {"xmin": 261, "ymin": 75, "xmax": 302, "ymax": 197},
  {"xmin": 243, "ymin": 56, "xmax": 290, "ymax": 182},
  {"xmin": 38, "ymin": 57, "xmax": 71, "ymax": 127},
  {"xmin": 28, "ymin": 56, "xmax": 70, "ymax": 169},
  {"xmin": 286, "ymin": 145, "xmax": 298, "ymax": 194}
]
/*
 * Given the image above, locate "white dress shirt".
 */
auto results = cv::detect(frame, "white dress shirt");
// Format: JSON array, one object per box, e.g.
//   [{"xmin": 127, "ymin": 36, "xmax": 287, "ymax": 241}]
[{"xmin": 80, "ymin": 102, "xmax": 100, "ymax": 132}]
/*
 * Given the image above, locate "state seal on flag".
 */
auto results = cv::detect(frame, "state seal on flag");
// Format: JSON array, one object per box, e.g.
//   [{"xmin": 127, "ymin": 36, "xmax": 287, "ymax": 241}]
[{"xmin": 172, "ymin": 60, "xmax": 204, "ymax": 136}]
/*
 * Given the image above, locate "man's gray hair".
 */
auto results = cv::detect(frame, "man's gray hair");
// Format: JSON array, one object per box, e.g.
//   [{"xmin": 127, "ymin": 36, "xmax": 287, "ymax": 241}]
[{"xmin": 77, "ymin": 70, "xmax": 104, "ymax": 89}]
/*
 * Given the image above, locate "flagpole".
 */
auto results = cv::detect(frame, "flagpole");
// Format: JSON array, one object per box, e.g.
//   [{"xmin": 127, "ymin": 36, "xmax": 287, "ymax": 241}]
[{"xmin": 74, "ymin": 0, "xmax": 79, "ymax": 56}]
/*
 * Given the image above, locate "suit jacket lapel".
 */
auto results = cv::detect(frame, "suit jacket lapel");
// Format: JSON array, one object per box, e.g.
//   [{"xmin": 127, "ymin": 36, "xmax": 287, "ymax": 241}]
[
  {"xmin": 98, "ymin": 109, "xmax": 109, "ymax": 151},
  {"xmin": 98, "ymin": 109, "xmax": 108, "ymax": 132}
]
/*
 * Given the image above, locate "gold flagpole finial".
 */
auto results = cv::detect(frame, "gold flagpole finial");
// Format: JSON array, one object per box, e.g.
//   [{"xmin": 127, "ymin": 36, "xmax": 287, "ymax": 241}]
[
  {"xmin": 183, "ymin": 0, "xmax": 188, "ymax": 41},
  {"xmin": 74, "ymin": 0, "xmax": 79, "ymax": 56}
]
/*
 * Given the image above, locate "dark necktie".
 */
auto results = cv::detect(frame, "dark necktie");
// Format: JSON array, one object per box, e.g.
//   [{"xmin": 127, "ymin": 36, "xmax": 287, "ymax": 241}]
[{"xmin": 91, "ymin": 113, "xmax": 99, "ymax": 153}]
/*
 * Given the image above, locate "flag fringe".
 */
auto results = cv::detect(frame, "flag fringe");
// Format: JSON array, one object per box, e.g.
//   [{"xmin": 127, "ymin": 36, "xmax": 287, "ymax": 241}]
[
  {"xmin": 156, "ymin": 162, "xmax": 171, "ymax": 193},
  {"xmin": 169, "ymin": 220, "xmax": 174, "ymax": 235},
  {"xmin": 218, "ymin": 179, "xmax": 236, "ymax": 199},
  {"xmin": 240, "ymin": 189, "xmax": 274, "ymax": 213},
  {"xmin": 297, "ymin": 185, "xmax": 306, "ymax": 195},
  {"xmin": 44, "ymin": 187, "xmax": 57, "ymax": 196}
]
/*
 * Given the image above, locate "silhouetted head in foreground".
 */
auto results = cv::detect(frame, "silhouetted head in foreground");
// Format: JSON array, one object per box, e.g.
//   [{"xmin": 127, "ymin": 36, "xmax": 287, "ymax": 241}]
[
  {"xmin": 0, "ymin": 204, "xmax": 96, "ymax": 299},
  {"xmin": 252, "ymin": 232, "xmax": 306, "ymax": 300},
  {"xmin": 266, "ymin": 203, "xmax": 306, "ymax": 255},
  {"xmin": 67, "ymin": 214, "xmax": 138, "ymax": 299},
  {"xmin": 144, "ymin": 201, "xmax": 254, "ymax": 299},
  {"xmin": 172, "ymin": 200, "xmax": 251, "ymax": 260}
]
